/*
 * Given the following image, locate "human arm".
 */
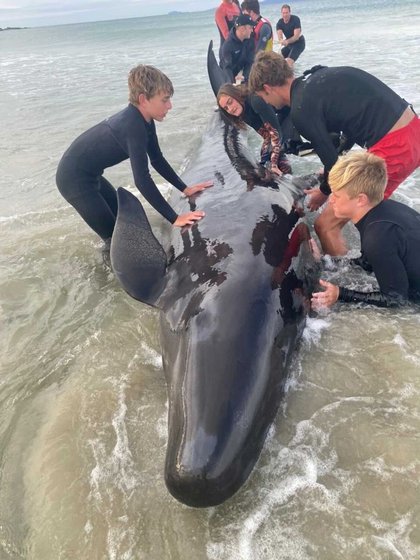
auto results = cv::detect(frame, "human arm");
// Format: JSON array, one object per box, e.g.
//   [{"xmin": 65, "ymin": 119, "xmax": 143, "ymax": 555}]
[
  {"xmin": 242, "ymin": 40, "xmax": 255, "ymax": 82},
  {"xmin": 220, "ymin": 42, "xmax": 235, "ymax": 83},
  {"xmin": 183, "ymin": 181, "xmax": 213, "ymax": 197},
  {"xmin": 312, "ymin": 225, "xmax": 411, "ymax": 309},
  {"xmin": 173, "ymin": 211, "xmax": 206, "ymax": 227},
  {"xmin": 312, "ymin": 279, "xmax": 406, "ymax": 309},
  {"xmin": 147, "ymin": 123, "xmax": 187, "ymax": 193},
  {"xmin": 283, "ymin": 26, "xmax": 301, "ymax": 46},
  {"xmin": 255, "ymin": 23, "xmax": 272, "ymax": 52},
  {"xmin": 275, "ymin": 20, "xmax": 284, "ymax": 43},
  {"xmin": 215, "ymin": 7, "xmax": 230, "ymax": 40},
  {"xmin": 260, "ymin": 123, "xmax": 282, "ymax": 173},
  {"xmin": 128, "ymin": 121, "xmax": 207, "ymax": 225},
  {"xmin": 295, "ymin": 114, "xmax": 339, "ymax": 209},
  {"xmin": 128, "ymin": 130, "xmax": 180, "ymax": 223},
  {"xmin": 250, "ymin": 96, "xmax": 283, "ymax": 172},
  {"xmin": 149, "ymin": 133, "xmax": 213, "ymax": 200}
]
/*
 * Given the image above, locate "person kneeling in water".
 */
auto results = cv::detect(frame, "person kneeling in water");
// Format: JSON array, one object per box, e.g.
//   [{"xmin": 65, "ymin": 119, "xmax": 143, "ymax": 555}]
[
  {"xmin": 312, "ymin": 151, "xmax": 420, "ymax": 309},
  {"xmin": 217, "ymin": 82, "xmax": 292, "ymax": 176},
  {"xmin": 56, "ymin": 65, "xmax": 212, "ymax": 251}
]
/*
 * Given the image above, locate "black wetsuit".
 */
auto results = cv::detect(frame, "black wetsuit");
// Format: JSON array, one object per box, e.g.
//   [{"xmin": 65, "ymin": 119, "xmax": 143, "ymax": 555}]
[
  {"xmin": 56, "ymin": 103, "xmax": 186, "ymax": 240},
  {"xmin": 220, "ymin": 28, "xmax": 255, "ymax": 83},
  {"xmin": 243, "ymin": 95, "xmax": 279, "ymax": 132},
  {"xmin": 276, "ymin": 15, "xmax": 305, "ymax": 62},
  {"xmin": 290, "ymin": 66, "xmax": 408, "ymax": 193},
  {"xmin": 338, "ymin": 199, "xmax": 420, "ymax": 307}
]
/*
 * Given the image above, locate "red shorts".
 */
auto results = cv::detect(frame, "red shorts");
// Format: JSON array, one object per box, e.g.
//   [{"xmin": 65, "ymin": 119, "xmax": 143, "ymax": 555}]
[{"xmin": 368, "ymin": 115, "xmax": 420, "ymax": 198}]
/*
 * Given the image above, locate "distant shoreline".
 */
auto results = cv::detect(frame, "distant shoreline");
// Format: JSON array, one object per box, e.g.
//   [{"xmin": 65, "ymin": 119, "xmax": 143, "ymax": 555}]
[{"xmin": 0, "ymin": 27, "xmax": 28, "ymax": 31}]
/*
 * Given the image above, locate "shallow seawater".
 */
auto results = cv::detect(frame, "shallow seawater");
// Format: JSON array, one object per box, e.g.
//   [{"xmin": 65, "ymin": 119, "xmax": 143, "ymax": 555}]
[{"xmin": 0, "ymin": 0, "xmax": 420, "ymax": 558}]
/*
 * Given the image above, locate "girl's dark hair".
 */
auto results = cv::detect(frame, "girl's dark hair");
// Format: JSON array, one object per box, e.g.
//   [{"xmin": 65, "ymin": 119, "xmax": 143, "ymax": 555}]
[{"xmin": 216, "ymin": 83, "xmax": 249, "ymax": 130}]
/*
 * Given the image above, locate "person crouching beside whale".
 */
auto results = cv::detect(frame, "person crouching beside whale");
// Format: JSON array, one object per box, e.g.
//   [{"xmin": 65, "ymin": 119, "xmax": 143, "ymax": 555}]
[
  {"xmin": 56, "ymin": 64, "xmax": 212, "ymax": 252},
  {"xmin": 248, "ymin": 51, "xmax": 420, "ymax": 256},
  {"xmin": 312, "ymin": 151, "xmax": 420, "ymax": 309},
  {"xmin": 217, "ymin": 82, "xmax": 292, "ymax": 176}
]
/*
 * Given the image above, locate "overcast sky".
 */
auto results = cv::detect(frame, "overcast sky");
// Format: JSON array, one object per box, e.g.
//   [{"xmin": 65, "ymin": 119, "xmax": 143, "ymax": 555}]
[{"xmin": 0, "ymin": 0, "xmax": 218, "ymax": 27}]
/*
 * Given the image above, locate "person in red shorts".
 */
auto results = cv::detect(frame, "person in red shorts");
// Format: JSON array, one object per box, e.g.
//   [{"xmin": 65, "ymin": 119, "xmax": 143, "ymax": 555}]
[{"xmin": 248, "ymin": 52, "xmax": 420, "ymax": 255}]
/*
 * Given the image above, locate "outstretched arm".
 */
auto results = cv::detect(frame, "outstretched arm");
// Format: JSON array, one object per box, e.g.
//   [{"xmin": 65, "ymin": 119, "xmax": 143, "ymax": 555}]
[{"xmin": 311, "ymin": 279, "xmax": 406, "ymax": 309}]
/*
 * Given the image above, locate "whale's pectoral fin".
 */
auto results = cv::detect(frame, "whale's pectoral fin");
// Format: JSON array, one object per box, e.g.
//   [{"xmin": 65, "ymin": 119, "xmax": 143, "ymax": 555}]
[{"xmin": 110, "ymin": 187, "xmax": 167, "ymax": 307}]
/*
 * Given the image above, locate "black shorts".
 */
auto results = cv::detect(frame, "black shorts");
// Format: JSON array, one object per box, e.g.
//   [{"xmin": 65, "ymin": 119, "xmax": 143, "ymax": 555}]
[{"xmin": 281, "ymin": 36, "xmax": 305, "ymax": 62}]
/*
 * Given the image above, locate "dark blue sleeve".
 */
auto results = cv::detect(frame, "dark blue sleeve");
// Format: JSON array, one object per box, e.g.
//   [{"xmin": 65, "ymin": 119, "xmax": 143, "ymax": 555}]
[
  {"xmin": 220, "ymin": 41, "xmax": 235, "ymax": 82},
  {"xmin": 292, "ymin": 110, "xmax": 338, "ymax": 172},
  {"xmin": 249, "ymin": 95, "xmax": 280, "ymax": 130},
  {"xmin": 242, "ymin": 40, "xmax": 255, "ymax": 82},
  {"xmin": 126, "ymin": 123, "xmax": 180, "ymax": 224},
  {"xmin": 147, "ymin": 122, "xmax": 187, "ymax": 192}
]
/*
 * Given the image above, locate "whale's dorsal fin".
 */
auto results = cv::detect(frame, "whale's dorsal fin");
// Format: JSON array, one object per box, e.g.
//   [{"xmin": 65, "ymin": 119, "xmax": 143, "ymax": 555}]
[
  {"xmin": 207, "ymin": 40, "xmax": 231, "ymax": 97},
  {"xmin": 110, "ymin": 187, "xmax": 167, "ymax": 307}
]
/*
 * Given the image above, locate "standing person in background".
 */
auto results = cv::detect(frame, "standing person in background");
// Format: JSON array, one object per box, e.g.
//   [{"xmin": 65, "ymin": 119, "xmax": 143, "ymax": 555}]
[
  {"xmin": 56, "ymin": 65, "xmax": 212, "ymax": 254},
  {"xmin": 220, "ymin": 14, "xmax": 255, "ymax": 84},
  {"xmin": 241, "ymin": 0, "xmax": 273, "ymax": 53},
  {"xmin": 276, "ymin": 4, "xmax": 305, "ymax": 67},
  {"xmin": 215, "ymin": 0, "xmax": 241, "ymax": 60}
]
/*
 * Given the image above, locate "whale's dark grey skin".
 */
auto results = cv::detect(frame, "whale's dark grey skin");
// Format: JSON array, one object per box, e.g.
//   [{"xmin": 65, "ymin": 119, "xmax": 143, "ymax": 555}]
[{"xmin": 111, "ymin": 113, "xmax": 319, "ymax": 507}]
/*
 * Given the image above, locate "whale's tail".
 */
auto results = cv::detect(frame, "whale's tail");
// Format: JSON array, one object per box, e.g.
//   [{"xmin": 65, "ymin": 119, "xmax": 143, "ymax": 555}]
[{"xmin": 110, "ymin": 187, "xmax": 167, "ymax": 306}]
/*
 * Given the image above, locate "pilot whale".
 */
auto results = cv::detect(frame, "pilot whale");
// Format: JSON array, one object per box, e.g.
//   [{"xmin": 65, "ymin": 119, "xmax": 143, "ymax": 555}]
[{"xmin": 110, "ymin": 112, "xmax": 318, "ymax": 507}]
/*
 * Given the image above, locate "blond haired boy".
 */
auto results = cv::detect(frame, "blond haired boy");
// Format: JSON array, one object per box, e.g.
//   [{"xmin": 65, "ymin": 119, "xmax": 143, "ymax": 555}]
[{"xmin": 312, "ymin": 151, "xmax": 420, "ymax": 308}]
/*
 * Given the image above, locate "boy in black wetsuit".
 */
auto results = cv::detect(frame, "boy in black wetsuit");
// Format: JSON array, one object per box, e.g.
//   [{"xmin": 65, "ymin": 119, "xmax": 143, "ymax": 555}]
[
  {"xmin": 311, "ymin": 151, "xmax": 420, "ymax": 308},
  {"xmin": 248, "ymin": 52, "xmax": 420, "ymax": 255},
  {"xmin": 56, "ymin": 65, "xmax": 212, "ymax": 249}
]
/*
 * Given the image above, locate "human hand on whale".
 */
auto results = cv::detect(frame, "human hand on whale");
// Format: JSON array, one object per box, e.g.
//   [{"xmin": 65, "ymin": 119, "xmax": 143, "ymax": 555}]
[
  {"xmin": 182, "ymin": 180, "xmax": 213, "ymax": 198},
  {"xmin": 174, "ymin": 210, "xmax": 206, "ymax": 227},
  {"xmin": 311, "ymin": 279, "xmax": 339, "ymax": 309},
  {"xmin": 173, "ymin": 181, "xmax": 213, "ymax": 227}
]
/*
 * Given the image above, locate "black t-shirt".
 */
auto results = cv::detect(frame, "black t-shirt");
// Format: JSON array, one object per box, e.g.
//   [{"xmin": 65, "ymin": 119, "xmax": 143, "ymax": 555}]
[
  {"xmin": 276, "ymin": 15, "xmax": 303, "ymax": 41},
  {"xmin": 61, "ymin": 103, "xmax": 186, "ymax": 223},
  {"xmin": 290, "ymin": 66, "xmax": 408, "ymax": 172}
]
